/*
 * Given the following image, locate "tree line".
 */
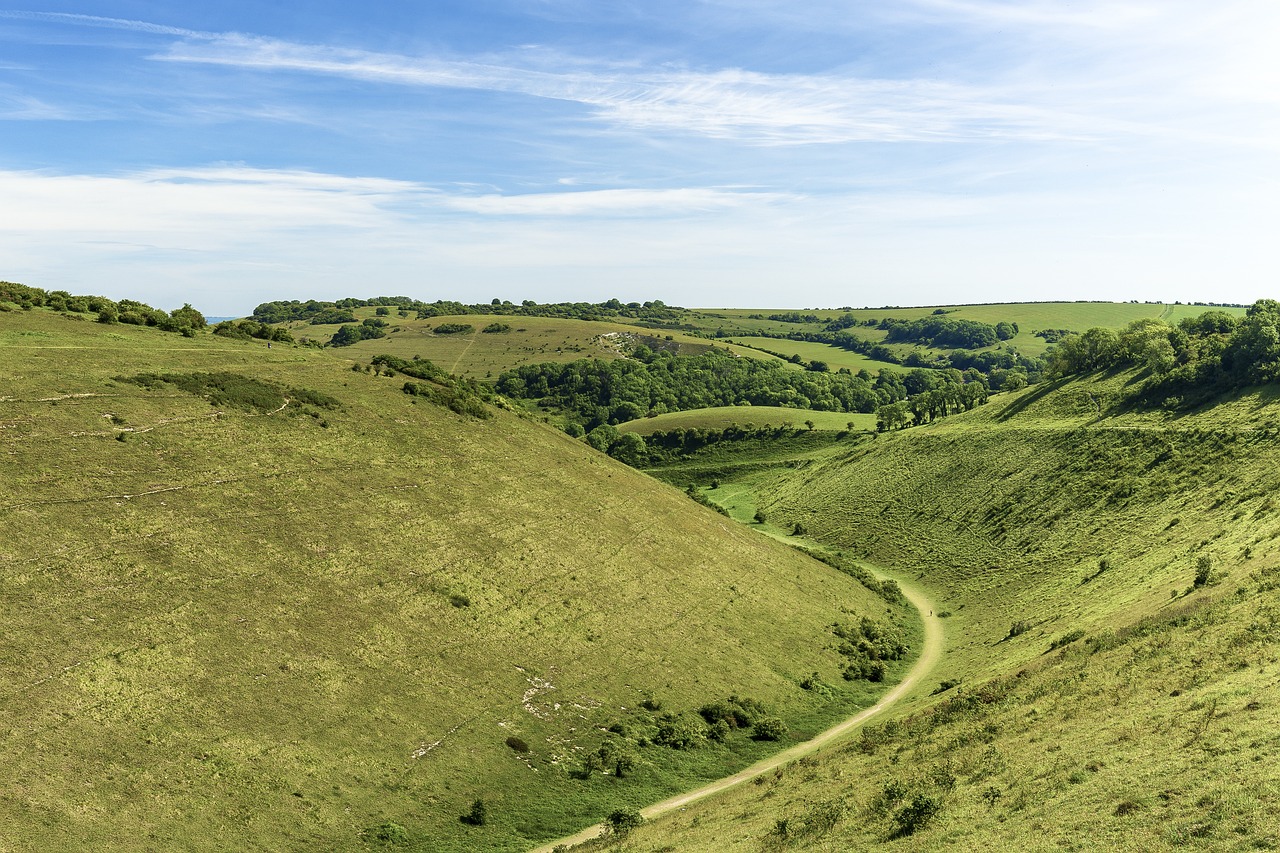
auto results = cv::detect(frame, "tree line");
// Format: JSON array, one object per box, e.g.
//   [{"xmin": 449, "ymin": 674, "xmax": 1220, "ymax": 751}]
[
  {"xmin": 1046, "ymin": 302, "xmax": 1280, "ymax": 407},
  {"xmin": 496, "ymin": 346, "xmax": 910, "ymax": 429},
  {"xmin": 1, "ymin": 281, "xmax": 206, "ymax": 336},
  {"xmin": 251, "ymin": 296, "xmax": 684, "ymax": 325}
]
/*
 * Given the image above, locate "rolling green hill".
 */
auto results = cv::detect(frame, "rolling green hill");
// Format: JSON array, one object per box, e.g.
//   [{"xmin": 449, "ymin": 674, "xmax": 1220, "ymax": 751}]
[
  {"xmin": 0, "ymin": 308, "xmax": 911, "ymax": 851},
  {"xmin": 285, "ymin": 310, "xmax": 776, "ymax": 378},
  {"xmin": 608, "ymin": 365, "xmax": 1280, "ymax": 851}
]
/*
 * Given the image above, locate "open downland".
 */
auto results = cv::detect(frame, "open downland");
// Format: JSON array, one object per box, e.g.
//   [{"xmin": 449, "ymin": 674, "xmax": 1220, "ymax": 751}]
[
  {"xmin": 0, "ymin": 309, "xmax": 912, "ymax": 852},
  {"xmin": 534, "ymin": 564, "xmax": 942, "ymax": 852},
  {"xmin": 594, "ymin": 367, "xmax": 1280, "ymax": 850}
]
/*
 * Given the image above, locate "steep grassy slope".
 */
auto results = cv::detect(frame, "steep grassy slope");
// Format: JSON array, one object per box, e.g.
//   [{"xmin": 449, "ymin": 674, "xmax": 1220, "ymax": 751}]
[
  {"xmin": 0, "ymin": 310, "xmax": 908, "ymax": 851},
  {"xmin": 613, "ymin": 371, "xmax": 1280, "ymax": 850}
]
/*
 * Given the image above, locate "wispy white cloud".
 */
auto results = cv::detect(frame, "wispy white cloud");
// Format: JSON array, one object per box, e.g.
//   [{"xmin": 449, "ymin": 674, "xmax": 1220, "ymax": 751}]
[
  {"xmin": 0, "ymin": 90, "xmax": 70, "ymax": 119},
  {"xmin": 0, "ymin": 10, "xmax": 205, "ymax": 39},
  {"xmin": 442, "ymin": 186, "xmax": 793, "ymax": 216},
  {"xmin": 153, "ymin": 35, "xmax": 1096, "ymax": 145}
]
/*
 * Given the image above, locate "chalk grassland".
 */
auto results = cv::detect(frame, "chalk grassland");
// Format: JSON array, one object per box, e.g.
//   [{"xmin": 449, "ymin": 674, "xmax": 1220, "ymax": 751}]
[
  {"xmin": 721, "ymin": 336, "xmax": 901, "ymax": 373},
  {"xmin": 618, "ymin": 407, "xmax": 877, "ymax": 436},
  {"xmin": 611, "ymin": 369, "xmax": 1280, "ymax": 850},
  {"xmin": 692, "ymin": 303, "xmax": 1250, "ymax": 362},
  {"xmin": 0, "ymin": 310, "xmax": 908, "ymax": 851},
  {"xmin": 288, "ymin": 311, "xmax": 777, "ymax": 377}
]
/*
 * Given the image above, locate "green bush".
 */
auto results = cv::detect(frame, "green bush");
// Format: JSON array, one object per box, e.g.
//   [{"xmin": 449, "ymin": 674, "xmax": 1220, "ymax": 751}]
[
  {"xmin": 893, "ymin": 793, "xmax": 941, "ymax": 836},
  {"xmin": 362, "ymin": 822, "xmax": 409, "ymax": 845},
  {"xmin": 752, "ymin": 716, "xmax": 788, "ymax": 741},
  {"xmin": 460, "ymin": 799, "xmax": 487, "ymax": 826},
  {"xmin": 606, "ymin": 809, "xmax": 643, "ymax": 836}
]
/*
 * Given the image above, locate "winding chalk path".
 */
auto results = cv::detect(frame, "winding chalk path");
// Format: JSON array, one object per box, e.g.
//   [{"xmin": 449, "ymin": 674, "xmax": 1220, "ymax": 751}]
[{"xmin": 530, "ymin": 565, "xmax": 943, "ymax": 852}]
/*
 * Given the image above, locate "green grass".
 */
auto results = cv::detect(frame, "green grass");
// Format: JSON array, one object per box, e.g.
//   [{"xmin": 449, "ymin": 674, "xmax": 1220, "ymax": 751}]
[
  {"xmin": 722, "ymin": 336, "xmax": 901, "ymax": 373},
  {"xmin": 686, "ymin": 303, "xmax": 1250, "ymax": 362},
  {"xmin": 618, "ymin": 407, "xmax": 876, "ymax": 436},
  {"xmin": 0, "ymin": 307, "xmax": 912, "ymax": 852},
  {"xmin": 288, "ymin": 313, "xmax": 752, "ymax": 379},
  {"xmin": 617, "ymin": 365, "xmax": 1280, "ymax": 850}
]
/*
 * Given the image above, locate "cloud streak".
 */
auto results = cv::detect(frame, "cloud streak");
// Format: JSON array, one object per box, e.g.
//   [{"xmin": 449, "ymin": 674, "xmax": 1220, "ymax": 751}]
[{"xmin": 152, "ymin": 35, "xmax": 1103, "ymax": 145}]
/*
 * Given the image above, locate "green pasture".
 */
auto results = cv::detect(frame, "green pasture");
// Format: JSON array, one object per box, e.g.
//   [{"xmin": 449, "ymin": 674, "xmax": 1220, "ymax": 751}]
[
  {"xmin": 618, "ymin": 406, "xmax": 876, "ymax": 436},
  {"xmin": 723, "ymin": 336, "xmax": 900, "ymax": 373},
  {"xmin": 292, "ymin": 314, "xmax": 723, "ymax": 378}
]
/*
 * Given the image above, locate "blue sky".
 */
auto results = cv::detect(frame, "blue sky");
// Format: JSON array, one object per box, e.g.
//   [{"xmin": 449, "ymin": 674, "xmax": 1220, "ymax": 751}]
[{"xmin": 1, "ymin": 1, "xmax": 1277, "ymax": 315}]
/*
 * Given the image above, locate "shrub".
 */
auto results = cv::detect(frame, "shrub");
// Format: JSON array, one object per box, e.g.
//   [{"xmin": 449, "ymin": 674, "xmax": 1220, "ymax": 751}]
[
  {"xmin": 482, "ymin": 322, "xmax": 511, "ymax": 333},
  {"xmin": 893, "ymin": 793, "xmax": 941, "ymax": 836},
  {"xmin": 1006, "ymin": 619, "xmax": 1032, "ymax": 639},
  {"xmin": 434, "ymin": 323, "xmax": 474, "ymax": 335},
  {"xmin": 1194, "ymin": 555, "xmax": 1212, "ymax": 587},
  {"xmin": 752, "ymin": 716, "xmax": 788, "ymax": 741},
  {"xmin": 606, "ymin": 809, "xmax": 643, "ymax": 836},
  {"xmin": 654, "ymin": 712, "xmax": 706, "ymax": 750},
  {"xmin": 362, "ymin": 822, "xmax": 409, "ymax": 845},
  {"xmin": 460, "ymin": 799, "xmax": 487, "ymax": 826}
]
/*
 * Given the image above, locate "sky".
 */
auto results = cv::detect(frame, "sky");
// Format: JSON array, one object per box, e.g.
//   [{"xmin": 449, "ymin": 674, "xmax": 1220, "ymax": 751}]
[{"xmin": 1, "ymin": 1, "xmax": 1278, "ymax": 316}]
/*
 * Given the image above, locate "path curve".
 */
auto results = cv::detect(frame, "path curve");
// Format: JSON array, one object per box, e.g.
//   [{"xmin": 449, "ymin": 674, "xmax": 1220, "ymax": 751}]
[{"xmin": 530, "ymin": 566, "xmax": 942, "ymax": 852}]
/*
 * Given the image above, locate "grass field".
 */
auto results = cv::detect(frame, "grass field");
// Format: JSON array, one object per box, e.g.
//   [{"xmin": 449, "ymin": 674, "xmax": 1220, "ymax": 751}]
[
  {"xmin": 689, "ymin": 303, "xmax": 1250, "ymax": 362},
  {"xmin": 0, "ymin": 308, "xmax": 913, "ymax": 852},
  {"xmin": 723, "ymin": 336, "xmax": 901, "ymax": 373},
  {"xmin": 286, "ymin": 310, "xmax": 793, "ymax": 378},
  {"xmin": 618, "ymin": 407, "xmax": 876, "ymax": 436},
  {"xmin": 608, "ymin": 365, "xmax": 1280, "ymax": 851}
]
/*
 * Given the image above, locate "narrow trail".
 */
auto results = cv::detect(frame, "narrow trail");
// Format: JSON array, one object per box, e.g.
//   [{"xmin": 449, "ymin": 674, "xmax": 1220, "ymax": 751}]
[{"xmin": 530, "ymin": 565, "xmax": 943, "ymax": 853}]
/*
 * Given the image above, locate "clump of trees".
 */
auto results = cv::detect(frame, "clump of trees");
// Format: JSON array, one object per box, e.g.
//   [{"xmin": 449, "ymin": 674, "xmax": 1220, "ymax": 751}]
[
  {"xmin": 881, "ymin": 316, "xmax": 1015, "ymax": 349},
  {"xmin": 213, "ymin": 318, "xmax": 293, "ymax": 343},
  {"xmin": 369, "ymin": 353, "xmax": 495, "ymax": 420},
  {"xmin": 498, "ymin": 348, "xmax": 901, "ymax": 429},
  {"xmin": 1045, "ymin": 302, "xmax": 1280, "ymax": 408},
  {"xmin": 0, "ymin": 281, "xmax": 208, "ymax": 336},
  {"xmin": 329, "ymin": 318, "xmax": 388, "ymax": 347},
  {"xmin": 833, "ymin": 617, "xmax": 909, "ymax": 682}
]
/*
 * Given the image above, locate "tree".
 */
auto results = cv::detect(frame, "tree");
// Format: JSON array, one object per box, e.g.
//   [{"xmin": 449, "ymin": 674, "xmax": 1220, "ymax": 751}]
[{"xmin": 608, "ymin": 432, "xmax": 647, "ymax": 466}]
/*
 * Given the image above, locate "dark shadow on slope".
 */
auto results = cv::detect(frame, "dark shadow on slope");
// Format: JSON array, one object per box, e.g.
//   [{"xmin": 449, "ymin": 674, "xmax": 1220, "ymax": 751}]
[{"xmin": 992, "ymin": 376, "xmax": 1072, "ymax": 422}]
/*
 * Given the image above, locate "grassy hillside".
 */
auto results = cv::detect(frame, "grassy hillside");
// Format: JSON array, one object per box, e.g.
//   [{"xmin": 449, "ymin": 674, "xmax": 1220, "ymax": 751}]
[
  {"xmin": 0, "ymin": 309, "xmax": 911, "ymax": 851},
  {"xmin": 286, "ymin": 310, "xmax": 771, "ymax": 378},
  {"xmin": 692, "ymin": 302, "xmax": 1249, "ymax": 363},
  {"xmin": 609, "ymin": 368, "xmax": 1280, "ymax": 850}
]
